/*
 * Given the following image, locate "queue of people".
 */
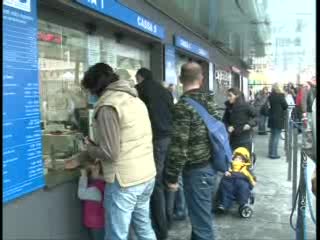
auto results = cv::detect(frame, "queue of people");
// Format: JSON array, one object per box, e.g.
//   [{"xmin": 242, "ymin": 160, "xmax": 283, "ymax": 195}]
[{"xmin": 64, "ymin": 61, "xmax": 315, "ymax": 240}]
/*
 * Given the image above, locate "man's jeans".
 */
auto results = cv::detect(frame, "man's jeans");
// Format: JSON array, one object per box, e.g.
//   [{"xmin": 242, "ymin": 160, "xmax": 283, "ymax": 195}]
[
  {"xmin": 258, "ymin": 115, "xmax": 267, "ymax": 134},
  {"xmin": 104, "ymin": 179, "xmax": 156, "ymax": 240},
  {"xmin": 183, "ymin": 165, "xmax": 216, "ymax": 240},
  {"xmin": 269, "ymin": 128, "xmax": 282, "ymax": 157},
  {"xmin": 151, "ymin": 137, "xmax": 170, "ymax": 239}
]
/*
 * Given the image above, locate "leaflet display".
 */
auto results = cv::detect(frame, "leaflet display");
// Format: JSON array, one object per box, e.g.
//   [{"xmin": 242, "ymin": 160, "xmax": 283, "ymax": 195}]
[
  {"xmin": 164, "ymin": 45, "xmax": 177, "ymax": 85},
  {"xmin": 3, "ymin": 0, "xmax": 45, "ymax": 203}
]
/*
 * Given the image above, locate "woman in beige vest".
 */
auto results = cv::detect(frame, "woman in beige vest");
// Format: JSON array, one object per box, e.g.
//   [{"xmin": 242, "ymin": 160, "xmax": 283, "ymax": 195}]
[{"xmin": 80, "ymin": 63, "xmax": 157, "ymax": 240}]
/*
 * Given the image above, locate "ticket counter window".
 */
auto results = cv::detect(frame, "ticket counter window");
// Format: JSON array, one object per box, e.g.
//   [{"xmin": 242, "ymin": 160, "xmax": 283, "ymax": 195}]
[
  {"xmin": 38, "ymin": 20, "xmax": 88, "ymax": 181},
  {"xmin": 38, "ymin": 20, "xmax": 151, "ymax": 186}
]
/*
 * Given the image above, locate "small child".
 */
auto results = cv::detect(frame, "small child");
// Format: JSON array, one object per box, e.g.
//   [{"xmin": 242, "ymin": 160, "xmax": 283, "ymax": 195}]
[
  {"xmin": 217, "ymin": 147, "xmax": 256, "ymax": 212},
  {"xmin": 78, "ymin": 158, "xmax": 105, "ymax": 240}
]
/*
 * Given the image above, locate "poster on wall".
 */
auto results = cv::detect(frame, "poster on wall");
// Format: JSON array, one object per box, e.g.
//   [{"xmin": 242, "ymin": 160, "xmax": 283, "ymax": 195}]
[
  {"xmin": 3, "ymin": 0, "xmax": 45, "ymax": 203},
  {"xmin": 87, "ymin": 35, "xmax": 101, "ymax": 66},
  {"xmin": 164, "ymin": 45, "xmax": 177, "ymax": 85}
]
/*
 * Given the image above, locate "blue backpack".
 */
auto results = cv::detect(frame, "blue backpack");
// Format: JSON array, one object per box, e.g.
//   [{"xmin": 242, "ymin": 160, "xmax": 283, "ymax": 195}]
[{"xmin": 184, "ymin": 97, "xmax": 232, "ymax": 172}]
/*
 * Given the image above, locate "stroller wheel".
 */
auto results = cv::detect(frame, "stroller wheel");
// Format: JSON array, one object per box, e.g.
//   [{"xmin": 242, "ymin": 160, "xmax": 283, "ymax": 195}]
[{"xmin": 239, "ymin": 205, "xmax": 253, "ymax": 218}]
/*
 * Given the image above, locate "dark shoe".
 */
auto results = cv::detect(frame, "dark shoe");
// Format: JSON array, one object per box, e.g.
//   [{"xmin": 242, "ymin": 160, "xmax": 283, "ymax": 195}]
[
  {"xmin": 269, "ymin": 155, "xmax": 281, "ymax": 159},
  {"xmin": 258, "ymin": 132, "xmax": 268, "ymax": 135},
  {"xmin": 216, "ymin": 205, "xmax": 226, "ymax": 214}
]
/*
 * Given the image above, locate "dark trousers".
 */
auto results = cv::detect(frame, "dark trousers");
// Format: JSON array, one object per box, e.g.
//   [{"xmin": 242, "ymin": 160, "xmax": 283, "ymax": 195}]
[
  {"xmin": 183, "ymin": 165, "xmax": 216, "ymax": 240},
  {"xmin": 166, "ymin": 175, "xmax": 187, "ymax": 226},
  {"xmin": 269, "ymin": 128, "xmax": 281, "ymax": 157},
  {"xmin": 258, "ymin": 115, "xmax": 267, "ymax": 133},
  {"xmin": 230, "ymin": 138, "xmax": 252, "ymax": 153},
  {"xmin": 88, "ymin": 228, "xmax": 104, "ymax": 240},
  {"xmin": 218, "ymin": 174, "xmax": 251, "ymax": 209},
  {"xmin": 150, "ymin": 137, "xmax": 170, "ymax": 240}
]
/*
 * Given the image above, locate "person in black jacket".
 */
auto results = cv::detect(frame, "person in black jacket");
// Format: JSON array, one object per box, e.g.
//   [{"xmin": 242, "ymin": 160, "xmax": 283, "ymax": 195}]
[
  {"xmin": 268, "ymin": 83, "xmax": 288, "ymax": 159},
  {"xmin": 135, "ymin": 68, "xmax": 174, "ymax": 240},
  {"xmin": 223, "ymin": 88, "xmax": 257, "ymax": 152}
]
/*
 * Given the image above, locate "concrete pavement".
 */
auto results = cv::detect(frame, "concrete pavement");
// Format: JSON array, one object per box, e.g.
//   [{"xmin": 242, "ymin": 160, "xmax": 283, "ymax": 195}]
[{"xmin": 167, "ymin": 134, "xmax": 316, "ymax": 240}]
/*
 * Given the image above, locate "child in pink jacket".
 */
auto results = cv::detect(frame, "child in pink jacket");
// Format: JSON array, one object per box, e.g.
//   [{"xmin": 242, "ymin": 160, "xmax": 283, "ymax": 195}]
[{"xmin": 78, "ymin": 159, "xmax": 105, "ymax": 240}]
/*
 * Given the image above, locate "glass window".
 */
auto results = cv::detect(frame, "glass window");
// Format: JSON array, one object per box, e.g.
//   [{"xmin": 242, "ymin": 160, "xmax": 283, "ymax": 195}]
[
  {"xmin": 38, "ymin": 20, "xmax": 88, "ymax": 178},
  {"xmin": 38, "ymin": 19, "xmax": 151, "ymax": 184}
]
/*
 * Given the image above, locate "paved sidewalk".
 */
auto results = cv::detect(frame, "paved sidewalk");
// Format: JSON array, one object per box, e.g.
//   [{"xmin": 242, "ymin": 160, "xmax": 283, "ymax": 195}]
[{"xmin": 168, "ymin": 135, "xmax": 316, "ymax": 240}]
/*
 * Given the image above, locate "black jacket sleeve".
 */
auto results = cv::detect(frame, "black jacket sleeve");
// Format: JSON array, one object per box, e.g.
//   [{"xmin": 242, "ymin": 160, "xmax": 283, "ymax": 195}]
[{"xmin": 280, "ymin": 95, "xmax": 289, "ymax": 111}]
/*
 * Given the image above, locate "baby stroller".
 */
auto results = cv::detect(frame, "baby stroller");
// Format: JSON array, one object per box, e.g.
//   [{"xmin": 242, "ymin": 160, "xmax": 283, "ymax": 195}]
[
  {"xmin": 216, "ymin": 147, "xmax": 256, "ymax": 218},
  {"xmin": 249, "ymin": 133, "xmax": 257, "ymax": 171}
]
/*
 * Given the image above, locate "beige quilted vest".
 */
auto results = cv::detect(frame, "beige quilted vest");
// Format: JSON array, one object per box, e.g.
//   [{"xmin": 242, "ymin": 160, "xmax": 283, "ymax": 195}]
[{"xmin": 93, "ymin": 81, "xmax": 156, "ymax": 187}]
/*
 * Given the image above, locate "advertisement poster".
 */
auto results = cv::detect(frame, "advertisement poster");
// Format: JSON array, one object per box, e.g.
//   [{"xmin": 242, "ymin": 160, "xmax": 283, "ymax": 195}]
[{"xmin": 3, "ymin": 0, "xmax": 45, "ymax": 203}]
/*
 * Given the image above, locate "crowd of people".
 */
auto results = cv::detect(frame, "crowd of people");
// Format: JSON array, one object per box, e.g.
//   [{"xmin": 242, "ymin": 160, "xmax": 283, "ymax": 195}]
[{"xmin": 64, "ymin": 62, "xmax": 316, "ymax": 240}]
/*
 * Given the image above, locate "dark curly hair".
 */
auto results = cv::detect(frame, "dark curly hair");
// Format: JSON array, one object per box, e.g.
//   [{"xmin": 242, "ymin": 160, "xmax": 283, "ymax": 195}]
[
  {"xmin": 81, "ymin": 63, "xmax": 119, "ymax": 96},
  {"xmin": 136, "ymin": 67, "xmax": 153, "ymax": 81}
]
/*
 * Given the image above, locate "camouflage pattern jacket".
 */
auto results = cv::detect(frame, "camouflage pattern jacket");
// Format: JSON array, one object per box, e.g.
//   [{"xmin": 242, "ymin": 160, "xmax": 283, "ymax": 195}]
[{"xmin": 164, "ymin": 89, "xmax": 221, "ymax": 184}]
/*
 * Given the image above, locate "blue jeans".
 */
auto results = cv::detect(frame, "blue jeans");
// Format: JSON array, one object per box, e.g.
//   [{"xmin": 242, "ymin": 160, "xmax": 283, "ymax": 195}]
[
  {"xmin": 258, "ymin": 115, "xmax": 267, "ymax": 133},
  {"xmin": 183, "ymin": 165, "xmax": 216, "ymax": 240},
  {"xmin": 269, "ymin": 128, "xmax": 282, "ymax": 157},
  {"xmin": 104, "ymin": 179, "xmax": 156, "ymax": 240}
]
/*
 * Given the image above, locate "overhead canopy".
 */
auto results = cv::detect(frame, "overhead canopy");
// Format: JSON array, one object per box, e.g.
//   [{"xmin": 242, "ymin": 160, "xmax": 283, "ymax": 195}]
[{"xmin": 145, "ymin": 0, "xmax": 271, "ymax": 66}]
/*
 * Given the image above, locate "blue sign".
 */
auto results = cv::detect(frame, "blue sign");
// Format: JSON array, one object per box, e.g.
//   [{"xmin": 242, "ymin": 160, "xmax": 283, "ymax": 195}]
[
  {"xmin": 3, "ymin": 0, "xmax": 45, "ymax": 203},
  {"xmin": 174, "ymin": 35, "xmax": 209, "ymax": 59},
  {"xmin": 164, "ymin": 45, "xmax": 177, "ymax": 85},
  {"xmin": 76, "ymin": 0, "xmax": 165, "ymax": 39}
]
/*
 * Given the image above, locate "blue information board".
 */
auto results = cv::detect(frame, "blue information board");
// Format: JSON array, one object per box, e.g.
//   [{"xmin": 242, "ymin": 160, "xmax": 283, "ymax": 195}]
[
  {"xmin": 76, "ymin": 0, "xmax": 166, "ymax": 39},
  {"xmin": 3, "ymin": 0, "xmax": 45, "ymax": 203},
  {"xmin": 164, "ymin": 45, "xmax": 177, "ymax": 85},
  {"xmin": 174, "ymin": 35, "xmax": 209, "ymax": 60}
]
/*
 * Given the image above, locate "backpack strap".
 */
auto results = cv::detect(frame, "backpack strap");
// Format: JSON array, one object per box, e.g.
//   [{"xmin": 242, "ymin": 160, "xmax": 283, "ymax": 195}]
[{"xmin": 184, "ymin": 97, "xmax": 218, "ymax": 126}]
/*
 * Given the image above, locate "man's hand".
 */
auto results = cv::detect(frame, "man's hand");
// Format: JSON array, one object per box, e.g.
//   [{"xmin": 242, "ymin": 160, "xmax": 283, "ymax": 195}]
[
  {"xmin": 167, "ymin": 182, "xmax": 179, "ymax": 192},
  {"xmin": 243, "ymin": 124, "xmax": 251, "ymax": 131},
  {"xmin": 225, "ymin": 171, "xmax": 232, "ymax": 177},
  {"xmin": 228, "ymin": 126, "xmax": 235, "ymax": 133},
  {"xmin": 252, "ymin": 181, "xmax": 256, "ymax": 187}
]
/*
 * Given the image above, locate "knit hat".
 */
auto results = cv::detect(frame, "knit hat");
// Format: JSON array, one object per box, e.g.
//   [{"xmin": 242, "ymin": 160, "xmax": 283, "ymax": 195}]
[{"xmin": 233, "ymin": 147, "xmax": 251, "ymax": 162}]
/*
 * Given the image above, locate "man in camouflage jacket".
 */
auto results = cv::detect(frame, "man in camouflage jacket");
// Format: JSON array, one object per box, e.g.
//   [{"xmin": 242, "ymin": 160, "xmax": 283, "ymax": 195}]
[{"xmin": 164, "ymin": 62, "xmax": 221, "ymax": 240}]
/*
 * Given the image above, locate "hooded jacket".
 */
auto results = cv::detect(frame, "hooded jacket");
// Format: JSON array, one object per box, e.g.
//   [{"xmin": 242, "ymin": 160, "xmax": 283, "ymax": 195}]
[{"xmin": 88, "ymin": 80, "xmax": 156, "ymax": 187}]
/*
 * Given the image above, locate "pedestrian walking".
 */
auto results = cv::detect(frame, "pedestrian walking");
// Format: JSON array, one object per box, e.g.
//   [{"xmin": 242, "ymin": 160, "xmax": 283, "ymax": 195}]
[
  {"xmin": 223, "ymin": 88, "xmax": 257, "ymax": 152},
  {"xmin": 268, "ymin": 83, "xmax": 288, "ymax": 159},
  {"xmin": 164, "ymin": 62, "xmax": 221, "ymax": 240},
  {"xmin": 80, "ymin": 63, "xmax": 157, "ymax": 240},
  {"xmin": 254, "ymin": 87, "xmax": 269, "ymax": 135},
  {"xmin": 136, "ymin": 68, "xmax": 174, "ymax": 240}
]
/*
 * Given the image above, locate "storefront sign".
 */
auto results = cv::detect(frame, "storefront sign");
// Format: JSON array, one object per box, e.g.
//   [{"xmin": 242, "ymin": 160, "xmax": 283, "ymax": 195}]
[
  {"xmin": 174, "ymin": 35, "xmax": 209, "ymax": 59},
  {"xmin": 164, "ymin": 45, "xmax": 177, "ymax": 85},
  {"xmin": 3, "ymin": 0, "xmax": 45, "ymax": 203},
  {"xmin": 76, "ymin": 0, "xmax": 165, "ymax": 39}
]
